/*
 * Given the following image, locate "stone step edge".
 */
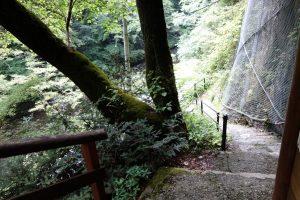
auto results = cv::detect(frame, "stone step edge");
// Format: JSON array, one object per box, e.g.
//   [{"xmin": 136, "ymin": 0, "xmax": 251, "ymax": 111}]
[{"xmin": 201, "ymin": 170, "xmax": 276, "ymax": 179}]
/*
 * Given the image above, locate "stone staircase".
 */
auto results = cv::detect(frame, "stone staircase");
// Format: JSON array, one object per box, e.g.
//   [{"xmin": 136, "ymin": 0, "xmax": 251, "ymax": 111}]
[{"xmin": 141, "ymin": 123, "xmax": 281, "ymax": 200}]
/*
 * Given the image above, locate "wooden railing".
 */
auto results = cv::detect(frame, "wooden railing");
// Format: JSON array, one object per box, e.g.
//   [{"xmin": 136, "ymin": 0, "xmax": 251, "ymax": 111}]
[{"xmin": 0, "ymin": 129, "xmax": 110, "ymax": 200}]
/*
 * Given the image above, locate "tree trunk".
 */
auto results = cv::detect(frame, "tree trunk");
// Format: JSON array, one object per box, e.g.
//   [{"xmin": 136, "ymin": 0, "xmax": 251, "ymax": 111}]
[
  {"xmin": 0, "ymin": 0, "xmax": 162, "ymax": 124},
  {"xmin": 122, "ymin": 16, "xmax": 131, "ymax": 74},
  {"xmin": 122, "ymin": 16, "xmax": 131, "ymax": 89},
  {"xmin": 136, "ymin": 0, "xmax": 182, "ymax": 119},
  {"xmin": 65, "ymin": 0, "xmax": 74, "ymax": 48}
]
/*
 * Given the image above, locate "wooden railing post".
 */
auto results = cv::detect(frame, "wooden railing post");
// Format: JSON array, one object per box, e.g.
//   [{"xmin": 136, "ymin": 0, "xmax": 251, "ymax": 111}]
[
  {"xmin": 221, "ymin": 115, "xmax": 228, "ymax": 151},
  {"xmin": 81, "ymin": 142, "xmax": 107, "ymax": 200}
]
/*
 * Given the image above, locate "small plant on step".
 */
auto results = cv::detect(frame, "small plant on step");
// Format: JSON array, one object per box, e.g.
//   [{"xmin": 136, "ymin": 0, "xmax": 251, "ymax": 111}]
[{"xmin": 112, "ymin": 165, "xmax": 151, "ymax": 200}]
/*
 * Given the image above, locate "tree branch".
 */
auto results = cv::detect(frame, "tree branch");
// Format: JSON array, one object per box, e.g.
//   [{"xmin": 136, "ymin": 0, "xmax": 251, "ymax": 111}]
[{"xmin": 0, "ymin": 0, "xmax": 162, "ymax": 124}]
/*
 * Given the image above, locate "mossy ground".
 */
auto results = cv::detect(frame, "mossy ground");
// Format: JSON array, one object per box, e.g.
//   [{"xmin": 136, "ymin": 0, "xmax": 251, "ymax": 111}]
[{"xmin": 139, "ymin": 167, "xmax": 189, "ymax": 199}]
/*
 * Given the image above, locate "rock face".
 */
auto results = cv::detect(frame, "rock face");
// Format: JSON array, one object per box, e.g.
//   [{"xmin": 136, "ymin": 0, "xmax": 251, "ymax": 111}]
[{"xmin": 141, "ymin": 123, "xmax": 281, "ymax": 200}]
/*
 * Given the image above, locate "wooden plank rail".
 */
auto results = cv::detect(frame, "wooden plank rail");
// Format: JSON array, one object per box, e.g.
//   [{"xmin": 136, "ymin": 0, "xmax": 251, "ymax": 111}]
[
  {"xmin": 0, "ymin": 129, "xmax": 107, "ymax": 158},
  {"xmin": 0, "ymin": 129, "xmax": 110, "ymax": 200},
  {"xmin": 9, "ymin": 168, "xmax": 104, "ymax": 200}
]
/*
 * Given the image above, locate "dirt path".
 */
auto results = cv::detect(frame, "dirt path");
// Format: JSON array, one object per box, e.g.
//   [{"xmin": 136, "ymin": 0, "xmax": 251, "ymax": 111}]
[{"xmin": 140, "ymin": 104, "xmax": 282, "ymax": 200}]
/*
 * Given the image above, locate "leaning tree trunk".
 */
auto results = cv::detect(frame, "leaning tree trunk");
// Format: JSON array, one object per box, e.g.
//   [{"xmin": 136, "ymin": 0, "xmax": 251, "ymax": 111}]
[
  {"xmin": 0, "ymin": 0, "xmax": 163, "ymax": 124},
  {"xmin": 136, "ymin": 0, "xmax": 182, "ymax": 119}
]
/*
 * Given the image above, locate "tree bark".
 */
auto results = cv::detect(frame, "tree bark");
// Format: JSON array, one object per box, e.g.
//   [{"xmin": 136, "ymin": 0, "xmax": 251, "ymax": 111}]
[
  {"xmin": 122, "ymin": 16, "xmax": 131, "ymax": 89},
  {"xmin": 136, "ymin": 0, "xmax": 182, "ymax": 119},
  {"xmin": 65, "ymin": 0, "xmax": 74, "ymax": 48},
  {"xmin": 122, "ymin": 16, "xmax": 131, "ymax": 74},
  {"xmin": 0, "ymin": 0, "xmax": 162, "ymax": 124}
]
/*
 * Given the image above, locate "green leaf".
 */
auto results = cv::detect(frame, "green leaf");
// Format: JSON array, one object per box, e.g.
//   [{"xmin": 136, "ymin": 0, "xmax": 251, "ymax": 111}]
[{"xmin": 161, "ymin": 92, "xmax": 167, "ymax": 97}]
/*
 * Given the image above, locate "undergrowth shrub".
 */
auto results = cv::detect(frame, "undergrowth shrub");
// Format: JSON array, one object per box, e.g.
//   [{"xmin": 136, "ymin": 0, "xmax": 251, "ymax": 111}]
[
  {"xmin": 220, "ymin": 0, "xmax": 239, "ymax": 6},
  {"xmin": 112, "ymin": 165, "xmax": 151, "ymax": 200},
  {"xmin": 184, "ymin": 110, "xmax": 221, "ymax": 151},
  {"xmin": 0, "ymin": 50, "xmax": 29, "ymax": 78},
  {"xmin": 96, "ymin": 119, "xmax": 188, "ymax": 199},
  {"xmin": 0, "ymin": 147, "xmax": 84, "ymax": 199},
  {"xmin": 0, "ymin": 78, "xmax": 41, "ymax": 123},
  {"xmin": 100, "ymin": 119, "xmax": 188, "ymax": 169}
]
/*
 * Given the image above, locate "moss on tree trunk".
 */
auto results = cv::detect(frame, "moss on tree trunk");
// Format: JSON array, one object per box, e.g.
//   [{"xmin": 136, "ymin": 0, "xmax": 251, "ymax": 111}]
[{"xmin": 0, "ymin": 0, "xmax": 163, "ymax": 124}]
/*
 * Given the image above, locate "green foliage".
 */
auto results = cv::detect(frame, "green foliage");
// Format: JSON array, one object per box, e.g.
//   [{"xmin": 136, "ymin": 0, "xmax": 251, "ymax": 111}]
[
  {"xmin": 0, "ymin": 103, "xmax": 187, "ymax": 199},
  {"xmin": 0, "ymin": 78, "xmax": 41, "ymax": 123},
  {"xmin": 0, "ymin": 47, "xmax": 31, "ymax": 79},
  {"xmin": 148, "ymin": 76, "xmax": 168, "ymax": 99},
  {"xmin": 113, "ymin": 165, "xmax": 151, "ymax": 200},
  {"xmin": 130, "ymin": 49, "xmax": 145, "ymax": 65},
  {"xmin": 19, "ymin": 0, "xmax": 105, "ymax": 43},
  {"xmin": 0, "ymin": 147, "xmax": 84, "ymax": 199},
  {"xmin": 99, "ymin": 0, "xmax": 136, "ymax": 33},
  {"xmin": 175, "ymin": 1, "xmax": 244, "ymax": 61},
  {"xmin": 72, "ymin": 16, "xmax": 144, "ymax": 81},
  {"xmin": 220, "ymin": 0, "xmax": 240, "ymax": 6},
  {"xmin": 0, "ymin": 75, "xmax": 10, "ymax": 95},
  {"xmin": 99, "ymin": 119, "xmax": 188, "ymax": 169},
  {"xmin": 184, "ymin": 111, "xmax": 221, "ymax": 151},
  {"xmin": 0, "ymin": 56, "xmax": 28, "ymax": 78},
  {"xmin": 163, "ymin": 0, "xmax": 181, "ymax": 49},
  {"xmin": 174, "ymin": 0, "xmax": 246, "ymax": 108},
  {"xmin": 0, "ymin": 0, "xmax": 245, "ymax": 199},
  {"xmin": 288, "ymin": 16, "xmax": 300, "ymax": 41}
]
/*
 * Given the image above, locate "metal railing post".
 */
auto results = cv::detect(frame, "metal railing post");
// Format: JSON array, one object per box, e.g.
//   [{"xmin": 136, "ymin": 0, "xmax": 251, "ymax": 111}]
[
  {"xmin": 216, "ymin": 112, "xmax": 220, "ymax": 131},
  {"xmin": 203, "ymin": 78, "xmax": 206, "ymax": 90},
  {"xmin": 194, "ymin": 83, "xmax": 198, "ymax": 105},
  {"xmin": 221, "ymin": 115, "xmax": 228, "ymax": 151},
  {"xmin": 200, "ymin": 100, "xmax": 203, "ymax": 114}
]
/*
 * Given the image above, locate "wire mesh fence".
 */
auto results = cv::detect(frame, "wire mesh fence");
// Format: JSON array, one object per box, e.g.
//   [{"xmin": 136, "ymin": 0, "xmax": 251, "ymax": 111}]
[{"xmin": 223, "ymin": 0, "xmax": 300, "ymax": 126}]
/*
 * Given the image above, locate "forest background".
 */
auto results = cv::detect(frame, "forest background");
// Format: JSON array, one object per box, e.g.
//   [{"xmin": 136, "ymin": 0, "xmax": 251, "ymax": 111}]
[{"xmin": 0, "ymin": 0, "xmax": 244, "ymax": 199}]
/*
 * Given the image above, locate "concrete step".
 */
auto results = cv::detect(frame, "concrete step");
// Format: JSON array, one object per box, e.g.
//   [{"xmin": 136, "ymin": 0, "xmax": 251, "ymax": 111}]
[
  {"xmin": 147, "ymin": 170, "xmax": 274, "ymax": 200},
  {"xmin": 212, "ymin": 152, "xmax": 278, "ymax": 174}
]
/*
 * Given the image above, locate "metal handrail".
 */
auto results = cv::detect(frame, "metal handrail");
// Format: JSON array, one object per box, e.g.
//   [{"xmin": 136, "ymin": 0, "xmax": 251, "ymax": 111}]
[
  {"xmin": 194, "ymin": 78, "xmax": 206, "ymax": 105},
  {"xmin": 199, "ymin": 100, "xmax": 228, "ymax": 151},
  {"xmin": 194, "ymin": 78, "xmax": 206, "ymax": 88},
  {"xmin": 181, "ymin": 78, "xmax": 228, "ymax": 151},
  {"xmin": 201, "ymin": 101, "xmax": 218, "ymax": 114}
]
